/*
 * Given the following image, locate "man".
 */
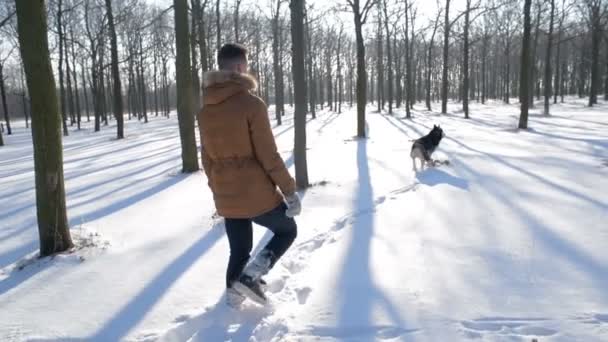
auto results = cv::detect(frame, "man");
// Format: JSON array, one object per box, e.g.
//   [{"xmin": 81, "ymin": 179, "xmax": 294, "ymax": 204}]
[{"xmin": 198, "ymin": 43, "xmax": 301, "ymax": 306}]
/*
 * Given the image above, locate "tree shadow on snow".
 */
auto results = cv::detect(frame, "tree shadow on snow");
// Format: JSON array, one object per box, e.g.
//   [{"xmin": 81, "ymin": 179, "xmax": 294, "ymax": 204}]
[
  {"xmin": 331, "ymin": 139, "xmax": 416, "ymax": 340},
  {"xmin": 450, "ymin": 155, "xmax": 608, "ymax": 303},
  {"xmin": 152, "ymin": 297, "xmax": 271, "ymax": 342},
  {"xmin": 88, "ymin": 220, "xmax": 225, "ymax": 341}
]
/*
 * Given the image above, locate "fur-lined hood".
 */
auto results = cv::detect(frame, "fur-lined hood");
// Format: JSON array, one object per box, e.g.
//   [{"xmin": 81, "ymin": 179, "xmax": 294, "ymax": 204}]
[{"xmin": 202, "ymin": 71, "xmax": 257, "ymax": 105}]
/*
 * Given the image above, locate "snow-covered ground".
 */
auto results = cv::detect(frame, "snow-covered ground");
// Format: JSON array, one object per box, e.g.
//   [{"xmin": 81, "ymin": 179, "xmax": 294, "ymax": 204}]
[{"xmin": 1, "ymin": 98, "xmax": 607, "ymax": 341}]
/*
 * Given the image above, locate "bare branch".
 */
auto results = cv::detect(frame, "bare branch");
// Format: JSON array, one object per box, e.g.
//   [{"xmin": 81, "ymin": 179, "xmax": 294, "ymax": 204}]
[{"xmin": 0, "ymin": 10, "xmax": 15, "ymax": 29}]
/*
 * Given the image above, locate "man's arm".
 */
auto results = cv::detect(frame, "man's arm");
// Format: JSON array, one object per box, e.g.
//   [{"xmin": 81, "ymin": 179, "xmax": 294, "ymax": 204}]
[{"xmin": 248, "ymin": 98, "xmax": 296, "ymax": 196}]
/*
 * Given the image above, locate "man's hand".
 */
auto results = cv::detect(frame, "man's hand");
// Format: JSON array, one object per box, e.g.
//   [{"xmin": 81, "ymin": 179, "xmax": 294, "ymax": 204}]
[{"xmin": 285, "ymin": 193, "xmax": 301, "ymax": 218}]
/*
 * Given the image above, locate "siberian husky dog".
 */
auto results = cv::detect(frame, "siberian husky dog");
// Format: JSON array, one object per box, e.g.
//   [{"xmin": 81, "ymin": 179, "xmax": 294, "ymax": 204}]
[{"xmin": 411, "ymin": 125, "xmax": 445, "ymax": 171}]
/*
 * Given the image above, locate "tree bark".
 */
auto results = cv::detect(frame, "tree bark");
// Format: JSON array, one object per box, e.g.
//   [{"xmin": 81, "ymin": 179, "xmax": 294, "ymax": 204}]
[
  {"xmin": 588, "ymin": 1, "xmax": 601, "ymax": 106},
  {"xmin": 554, "ymin": 0, "xmax": 565, "ymax": 104},
  {"xmin": 175, "ymin": 0, "xmax": 200, "ymax": 172},
  {"xmin": 57, "ymin": 0, "xmax": 68, "ymax": 136},
  {"xmin": 350, "ymin": 0, "xmax": 370, "ymax": 138},
  {"xmin": 16, "ymin": 0, "xmax": 73, "ymax": 256},
  {"xmin": 405, "ymin": 0, "xmax": 412, "ymax": 117},
  {"xmin": 191, "ymin": 0, "xmax": 202, "ymax": 113},
  {"xmin": 272, "ymin": 1, "xmax": 284, "ymax": 125},
  {"xmin": 234, "ymin": 0, "xmax": 242, "ymax": 42},
  {"xmin": 543, "ymin": 0, "xmax": 555, "ymax": 115},
  {"xmin": 106, "ymin": 0, "xmax": 124, "ymax": 139},
  {"xmin": 376, "ymin": 8, "xmax": 384, "ymax": 112},
  {"xmin": 216, "ymin": 0, "xmax": 221, "ymax": 54},
  {"xmin": 519, "ymin": 0, "xmax": 533, "ymax": 129},
  {"xmin": 0, "ymin": 64, "xmax": 11, "ymax": 135},
  {"xmin": 530, "ymin": 0, "xmax": 542, "ymax": 107},
  {"xmin": 462, "ymin": 0, "xmax": 471, "ymax": 118},
  {"xmin": 290, "ymin": 0, "xmax": 309, "ymax": 189},
  {"xmin": 69, "ymin": 27, "xmax": 81, "ymax": 130},
  {"xmin": 381, "ymin": 0, "xmax": 393, "ymax": 114},
  {"xmin": 197, "ymin": 0, "xmax": 209, "ymax": 73},
  {"xmin": 441, "ymin": 0, "xmax": 451, "ymax": 114}
]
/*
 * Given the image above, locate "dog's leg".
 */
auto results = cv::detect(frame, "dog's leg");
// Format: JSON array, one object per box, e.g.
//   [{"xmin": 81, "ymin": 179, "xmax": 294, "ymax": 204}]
[{"xmin": 412, "ymin": 157, "xmax": 418, "ymax": 172}]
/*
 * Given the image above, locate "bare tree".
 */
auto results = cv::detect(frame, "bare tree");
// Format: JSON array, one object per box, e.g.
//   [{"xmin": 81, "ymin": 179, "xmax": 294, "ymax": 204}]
[
  {"xmin": 174, "ymin": 0, "xmax": 200, "ymax": 172},
  {"xmin": 583, "ymin": 0, "xmax": 607, "ymax": 106},
  {"xmin": 543, "ymin": 0, "xmax": 555, "ymax": 115},
  {"xmin": 380, "ymin": 0, "xmax": 393, "ymax": 114},
  {"xmin": 425, "ymin": 5, "xmax": 442, "ymax": 111},
  {"xmin": 271, "ymin": 0, "xmax": 285, "ymax": 125},
  {"xmin": 105, "ymin": 0, "xmax": 124, "ymax": 139},
  {"xmin": 16, "ymin": 0, "xmax": 73, "ymax": 256},
  {"xmin": 0, "ymin": 48, "xmax": 14, "ymax": 136},
  {"xmin": 440, "ymin": 0, "xmax": 451, "ymax": 114},
  {"xmin": 346, "ymin": 0, "xmax": 376, "ymax": 138},
  {"xmin": 290, "ymin": 0, "xmax": 309, "ymax": 188},
  {"xmin": 519, "ymin": 0, "xmax": 533, "ymax": 129},
  {"xmin": 234, "ymin": 0, "xmax": 243, "ymax": 42}
]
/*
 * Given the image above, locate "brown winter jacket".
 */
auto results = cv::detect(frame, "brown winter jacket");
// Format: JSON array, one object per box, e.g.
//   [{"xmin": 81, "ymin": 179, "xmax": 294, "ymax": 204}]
[{"xmin": 198, "ymin": 70, "xmax": 296, "ymax": 218}]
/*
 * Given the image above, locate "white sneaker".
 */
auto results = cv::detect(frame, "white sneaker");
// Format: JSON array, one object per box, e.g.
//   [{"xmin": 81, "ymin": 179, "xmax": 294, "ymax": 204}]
[
  {"xmin": 242, "ymin": 250, "xmax": 274, "ymax": 280},
  {"xmin": 226, "ymin": 287, "xmax": 246, "ymax": 308}
]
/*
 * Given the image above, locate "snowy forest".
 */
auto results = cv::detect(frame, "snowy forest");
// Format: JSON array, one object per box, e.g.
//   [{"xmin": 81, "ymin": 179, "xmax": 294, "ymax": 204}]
[{"xmin": 1, "ymin": 0, "xmax": 608, "ymax": 341}]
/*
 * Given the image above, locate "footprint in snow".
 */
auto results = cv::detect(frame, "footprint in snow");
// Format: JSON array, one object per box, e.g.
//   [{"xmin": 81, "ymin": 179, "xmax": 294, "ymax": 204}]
[
  {"xmin": 460, "ymin": 317, "xmax": 557, "ymax": 339},
  {"xmin": 296, "ymin": 287, "xmax": 312, "ymax": 305}
]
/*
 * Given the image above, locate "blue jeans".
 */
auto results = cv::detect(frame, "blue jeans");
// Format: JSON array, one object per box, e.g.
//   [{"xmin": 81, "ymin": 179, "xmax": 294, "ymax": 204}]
[{"xmin": 224, "ymin": 203, "xmax": 297, "ymax": 288}]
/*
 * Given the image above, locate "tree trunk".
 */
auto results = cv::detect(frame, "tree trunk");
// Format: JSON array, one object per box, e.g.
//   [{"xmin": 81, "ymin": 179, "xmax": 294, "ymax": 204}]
[
  {"xmin": 554, "ymin": 2, "xmax": 564, "ymax": 105},
  {"xmin": 57, "ymin": 0, "xmax": 68, "ymax": 136},
  {"xmin": 588, "ymin": 2, "xmax": 601, "ymax": 106},
  {"xmin": 326, "ymin": 48, "xmax": 333, "ymax": 111},
  {"xmin": 376, "ymin": 9, "xmax": 384, "ymax": 112},
  {"xmin": 216, "ymin": 0, "xmax": 221, "ymax": 54},
  {"xmin": 16, "ymin": 0, "xmax": 73, "ymax": 256},
  {"xmin": 234, "ymin": 0, "xmax": 241, "ymax": 42},
  {"xmin": 441, "ymin": 0, "xmax": 451, "ymax": 114},
  {"xmin": 81, "ymin": 61, "xmax": 90, "ymax": 123},
  {"xmin": 481, "ymin": 32, "xmax": 488, "ymax": 104},
  {"xmin": 191, "ymin": 0, "xmax": 202, "ymax": 113},
  {"xmin": 462, "ymin": 0, "xmax": 471, "ymax": 118},
  {"xmin": 353, "ymin": 6, "xmax": 367, "ymax": 137},
  {"xmin": 21, "ymin": 69, "xmax": 30, "ymax": 129},
  {"xmin": 530, "ymin": 1, "xmax": 542, "ymax": 107},
  {"xmin": 543, "ymin": 0, "xmax": 555, "ymax": 115},
  {"xmin": 154, "ymin": 49, "xmax": 159, "ymax": 116},
  {"xmin": 290, "ymin": 0, "xmax": 309, "ymax": 189},
  {"xmin": 605, "ymin": 43, "xmax": 608, "ymax": 101},
  {"xmin": 519, "ymin": 0, "xmax": 533, "ymax": 129},
  {"xmin": 337, "ymin": 29, "xmax": 344, "ymax": 114},
  {"xmin": 138, "ymin": 37, "xmax": 148, "ymax": 123},
  {"xmin": 196, "ymin": 0, "xmax": 209, "ymax": 73},
  {"xmin": 0, "ymin": 64, "xmax": 11, "ymax": 135},
  {"xmin": 505, "ymin": 40, "xmax": 511, "ymax": 104},
  {"xmin": 64, "ymin": 26, "xmax": 75, "ymax": 127},
  {"xmin": 272, "ymin": 3, "xmax": 283, "ymax": 125},
  {"xmin": 425, "ymin": 39, "xmax": 433, "ymax": 111},
  {"xmin": 382, "ymin": 1, "xmax": 393, "ymax": 114},
  {"xmin": 106, "ymin": 0, "xmax": 124, "ymax": 139},
  {"xmin": 175, "ymin": 0, "xmax": 200, "ymax": 172},
  {"xmin": 405, "ymin": 1, "xmax": 412, "ymax": 117},
  {"xmin": 305, "ymin": 13, "xmax": 316, "ymax": 117}
]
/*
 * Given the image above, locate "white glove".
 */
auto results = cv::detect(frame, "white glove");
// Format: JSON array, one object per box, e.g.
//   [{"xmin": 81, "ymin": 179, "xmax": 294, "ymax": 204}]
[{"xmin": 285, "ymin": 193, "xmax": 301, "ymax": 218}]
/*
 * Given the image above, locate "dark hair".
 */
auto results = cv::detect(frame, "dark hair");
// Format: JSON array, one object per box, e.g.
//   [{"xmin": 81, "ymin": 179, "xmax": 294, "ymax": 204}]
[{"xmin": 217, "ymin": 43, "xmax": 248, "ymax": 70}]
